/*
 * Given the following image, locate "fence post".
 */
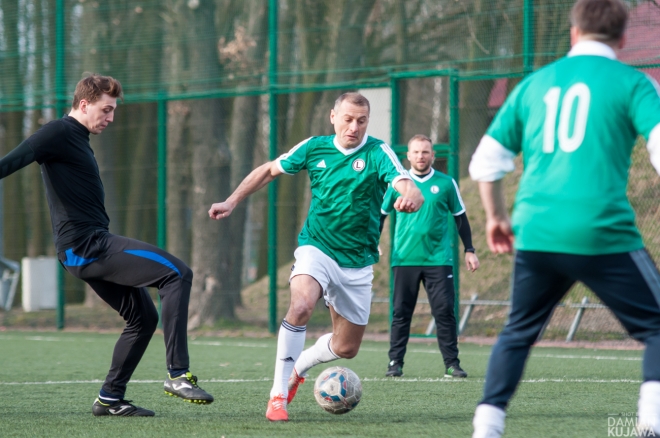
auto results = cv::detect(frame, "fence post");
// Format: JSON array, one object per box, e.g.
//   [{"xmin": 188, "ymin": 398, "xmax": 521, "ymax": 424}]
[
  {"xmin": 157, "ymin": 96, "xmax": 167, "ymax": 251},
  {"xmin": 449, "ymin": 71, "xmax": 460, "ymax": 328},
  {"xmin": 523, "ymin": 0, "xmax": 535, "ymax": 75},
  {"xmin": 566, "ymin": 297, "xmax": 589, "ymax": 342},
  {"xmin": 267, "ymin": 0, "xmax": 279, "ymax": 334},
  {"xmin": 55, "ymin": 0, "xmax": 67, "ymax": 331},
  {"xmin": 156, "ymin": 95, "xmax": 167, "ymax": 329},
  {"xmin": 388, "ymin": 75, "xmax": 400, "ymax": 329},
  {"xmin": 458, "ymin": 293, "xmax": 479, "ymax": 335}
]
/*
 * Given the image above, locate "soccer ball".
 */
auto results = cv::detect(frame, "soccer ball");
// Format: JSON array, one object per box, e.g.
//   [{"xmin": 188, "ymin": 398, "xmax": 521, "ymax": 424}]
[{"xmin": 313, "ymin": 366, "xmax": 362, "ymax": 414}]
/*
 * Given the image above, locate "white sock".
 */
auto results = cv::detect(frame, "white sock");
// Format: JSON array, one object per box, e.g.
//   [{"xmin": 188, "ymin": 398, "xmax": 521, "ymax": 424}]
[
  {"xmin": 473, "ymin": 404, "xmax": 506, "ymax": 438},
  {"xmin": 269, "ymin": 320, "xmax": 306, "ymax": 399},
  {"xmin": 293, "ymin": 333, "xmax": 340, "ymax": 377},
  {"xmin": 638, "ymin": 381, "xmax": 660, "ymax": 434}
]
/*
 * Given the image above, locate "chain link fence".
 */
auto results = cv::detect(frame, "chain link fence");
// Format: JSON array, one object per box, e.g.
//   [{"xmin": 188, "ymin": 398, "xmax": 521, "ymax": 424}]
[{"xmin": 0, "ymin": 1, "xmax": 658, "ymax": 339}]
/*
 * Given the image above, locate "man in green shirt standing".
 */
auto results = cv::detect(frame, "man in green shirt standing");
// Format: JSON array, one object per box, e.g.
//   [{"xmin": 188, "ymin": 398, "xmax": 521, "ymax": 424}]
[
  {"xmin": 469, "ymin": 1, "xmax": 660, "ymax": 437},
  {"xmin": 381, "ymin": 135, "xmax": 479, "ymax": 379},
  {"xmin": 209, "ymin": 92, "xmax": 424, "ymax": 422}
]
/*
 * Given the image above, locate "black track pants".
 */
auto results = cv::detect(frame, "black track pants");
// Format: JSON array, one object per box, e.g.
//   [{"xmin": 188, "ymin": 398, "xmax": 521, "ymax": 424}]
[
  {"xmin": 59, "ymin": 231, "xmax": 193, "ymax": 397},
  {"xmin": 388, "ymin": 265, "xmax": 459, "ymax": 368},
  {"xmin": 481, "ymin": 249, "xmax": 660, "ymax": 410}
]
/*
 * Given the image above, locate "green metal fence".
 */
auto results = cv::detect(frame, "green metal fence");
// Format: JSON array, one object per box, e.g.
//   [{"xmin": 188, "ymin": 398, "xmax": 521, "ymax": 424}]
[{"xmin": 0, "ymin": 1, "xmax": 658, "ymax": 340}]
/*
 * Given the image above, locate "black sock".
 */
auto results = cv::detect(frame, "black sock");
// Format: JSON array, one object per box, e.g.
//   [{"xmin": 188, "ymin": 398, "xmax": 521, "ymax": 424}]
[
  {"xmin": 99, "ymin": 388, "xmax": 122, "ymax": 404},
  {"xmin": 169, "ymin": 368, "xmax": 189, "ymax": 378}
]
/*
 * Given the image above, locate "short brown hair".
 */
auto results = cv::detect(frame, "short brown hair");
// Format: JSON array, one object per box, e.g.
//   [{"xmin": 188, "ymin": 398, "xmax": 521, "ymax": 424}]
[
  {"xmin": 570, "ymin": 0, "xmax": 628, "ymax": 42},
  {"xmin": 408, "ymin": 134, "xmax": 432, "ymax": 148},
  {"xmin": 72, "ymin": 74, "xmax": 123, "ymax": 109},
  {"xmin": 334, "ymin": 92, "xmax": 370, "ymax": 114}
]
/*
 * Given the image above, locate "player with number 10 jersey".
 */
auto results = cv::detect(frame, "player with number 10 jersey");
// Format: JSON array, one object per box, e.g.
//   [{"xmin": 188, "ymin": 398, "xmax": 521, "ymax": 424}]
[
  {"xmin": 471, "ymin": 42, "xmax": 660, "ymax": 254},
  {"xmin": 468, "ymin": 1, "xmax": 660, "ymax": 435}
]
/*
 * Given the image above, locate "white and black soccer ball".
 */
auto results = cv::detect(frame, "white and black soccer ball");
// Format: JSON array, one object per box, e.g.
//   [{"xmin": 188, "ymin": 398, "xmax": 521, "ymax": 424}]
[{"xmin": 313, "ymin": 366, "xmax": 362, "ymax": 415}]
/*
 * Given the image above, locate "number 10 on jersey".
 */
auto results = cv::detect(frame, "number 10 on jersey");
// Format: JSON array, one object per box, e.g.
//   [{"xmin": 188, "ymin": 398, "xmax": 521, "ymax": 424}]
[{"xmin": 543, "ymin": 83, "xmax": 591, "ymax": 154}]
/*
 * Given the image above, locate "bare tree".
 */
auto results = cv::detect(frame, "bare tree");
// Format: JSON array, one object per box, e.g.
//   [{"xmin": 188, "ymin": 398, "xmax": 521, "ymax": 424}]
[
  {"xmin": 226, "ymin": 1, "xmax": 269, "ymax": 306},
  {"xmin": 186, "ymin": 0, "xmax": 234, "ymax": 326},
  {"xmin": 1, "ymin": 0, "xmax": 27, "ymax": 263},
  {"xmin": 26, "ymin": 0, "xmax": 51, "ymax": 258},
  {"xmin": 162, "ymin": 1, "xmax": 193, "ymax": 265}
]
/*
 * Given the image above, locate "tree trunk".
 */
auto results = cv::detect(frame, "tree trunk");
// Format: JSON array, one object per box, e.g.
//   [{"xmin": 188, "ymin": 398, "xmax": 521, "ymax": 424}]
[
  {"xmin": 122, "ymin": 4, "xmax": 162, "ymax": 243},
  {"xmin": 186, "ymin": 0, "xmax": 234, "ymax": 326},
  {"xmin": 227, "ymin": 1, "xmax": 269, "ymax": 304},
  {"xmin": 1, "ymin": 0, "xmax": 26, "ymax": 263},
  {"xmin": 26, "ymin": 0, "xmax": 50, "ymax": 258},
  {"xmin": 124, "ymin": 102, "xmax": 158, "ymax": 242},
  {"xmin": 163, "ymin": 0, "xmax": 192, "ymax": 264},
  {"xmin": 166, "ymin": 100, "xmax": 192, "ymax": 264}
]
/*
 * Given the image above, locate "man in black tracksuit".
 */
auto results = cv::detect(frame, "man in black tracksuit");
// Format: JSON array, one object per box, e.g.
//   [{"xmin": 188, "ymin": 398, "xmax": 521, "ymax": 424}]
[{"xmin": 0, "ymin": 74, "xmax": 213, "ymax": 416}]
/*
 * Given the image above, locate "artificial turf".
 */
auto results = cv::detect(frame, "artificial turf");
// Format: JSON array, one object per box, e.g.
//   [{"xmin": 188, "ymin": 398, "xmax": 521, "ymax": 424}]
[{"xmin": 0, "ymin": 331, "xmax": 644, "ymax": 437}]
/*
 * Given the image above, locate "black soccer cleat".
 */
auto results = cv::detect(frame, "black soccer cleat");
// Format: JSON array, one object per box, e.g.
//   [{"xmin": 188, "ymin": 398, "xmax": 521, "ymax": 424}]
[
  {"xmin": 386, "ymin": 360, "xmax": 404, "ymax": 377},
  {"xmin": 164, "ymin": 372, "xmax": 214, "ymax": 404},
  {"xmin": 445, "ymin": 364, "xmax": 468, "ymax": 378},
  {"xmin": 92, "ymin": 398, "xmax": 155, "ymax": 417}
]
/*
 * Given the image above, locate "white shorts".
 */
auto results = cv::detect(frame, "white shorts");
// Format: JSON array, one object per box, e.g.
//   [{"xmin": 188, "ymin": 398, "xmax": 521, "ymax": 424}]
[{"xmin": 290, "ymin": 245, "xmax": 373, "ymax": 326}]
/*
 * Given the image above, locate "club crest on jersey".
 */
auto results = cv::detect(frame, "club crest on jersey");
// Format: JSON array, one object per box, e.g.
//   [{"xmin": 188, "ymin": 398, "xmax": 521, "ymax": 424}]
[
  {"xmin": 352, "ymin": 159, "xmax": 366, "ymax": 172},
  {"xmin": 430, "ymin": 185, "xmax": 439, "ymax": 194}
]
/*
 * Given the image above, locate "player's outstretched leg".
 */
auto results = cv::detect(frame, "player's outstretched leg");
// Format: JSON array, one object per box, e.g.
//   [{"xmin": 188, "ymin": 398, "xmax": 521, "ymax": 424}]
[
  {"xmin": 288, "ymin": 333, "xmax": 339, "ymax": 404},
  {"xmin": 65, "ymin": 232, "xmax": 213, "ymax": 405}
]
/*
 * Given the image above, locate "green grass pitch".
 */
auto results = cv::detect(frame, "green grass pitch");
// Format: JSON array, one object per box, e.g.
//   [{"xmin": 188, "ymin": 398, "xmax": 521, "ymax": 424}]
[{"xmin": 0, "ymin": 331, "xmax": 644, "ymax": 437}]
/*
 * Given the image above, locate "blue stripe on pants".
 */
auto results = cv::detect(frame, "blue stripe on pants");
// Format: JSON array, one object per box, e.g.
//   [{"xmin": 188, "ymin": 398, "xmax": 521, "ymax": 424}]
[{"xmin": 124, "ymin": 249, "xmax": 181, "ymax": 277}]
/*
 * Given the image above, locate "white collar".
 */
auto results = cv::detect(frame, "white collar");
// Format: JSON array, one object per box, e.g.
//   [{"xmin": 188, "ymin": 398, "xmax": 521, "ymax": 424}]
[
  {"xmin": 409, "ymin": 168, "xmax": 435, "ymax": 183},
  {"xmin": 567, "ymin": 40, "xmax": 617, "ymax": 60},
  {"xmin": 333, "ymin": 134, "xmax": 368, "ymax": 156}
]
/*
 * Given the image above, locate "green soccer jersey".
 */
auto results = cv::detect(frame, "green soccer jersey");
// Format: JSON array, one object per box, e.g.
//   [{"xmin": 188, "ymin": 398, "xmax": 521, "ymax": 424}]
[
  {"xmin": 382, "ymin": 169, "xmax": 465, "ymax": 267},
  {"xmin": 277, "ymin": 134, "xmax": 409, "ymax": 268},
  {"xmin": 470, "ymin": 41, "xmax": 660, "ymax": 255}
]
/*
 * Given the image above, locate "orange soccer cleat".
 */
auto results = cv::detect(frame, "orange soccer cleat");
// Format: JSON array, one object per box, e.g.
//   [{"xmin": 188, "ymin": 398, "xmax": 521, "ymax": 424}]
[
  {"xmin": 266, "ymin": 394, "xmax": 288, "ymax": 422},
  {"xmin": 287, "ymin": 370, "xmax": 306, "ymax": 404}
]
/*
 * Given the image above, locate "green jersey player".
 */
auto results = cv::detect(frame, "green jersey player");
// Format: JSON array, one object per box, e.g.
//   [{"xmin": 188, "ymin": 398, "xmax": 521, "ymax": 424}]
[
  {"xmin": 209, "ymin": 92, "xmax": 424, "ymax": 422},
  {"xmin": 468, "ymin": 1, "xmax": 660, "ymax": 437},
  {"xmin": 381, "ymin": 135, "xmax": 479, "ymax": 379}
]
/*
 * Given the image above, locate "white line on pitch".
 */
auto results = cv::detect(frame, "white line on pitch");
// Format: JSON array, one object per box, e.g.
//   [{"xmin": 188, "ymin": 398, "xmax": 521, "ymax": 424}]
[
  {"xmin": 0, "ymin": 377, "xmax": 640, "ymax": 386},
  {"xmin": 359, "ymin": 347, "xmax": 642, "ymax": 361},
  {"xmin": 0, "ymin": 378, "xmax": 272, "ymax": 386},
  {"xmin": 529, "ymin": 354, "xmax": 641, "ymax": 361},
  {"xmin": 0, "ymin": 335, "xmax": 643, "ymax": 362},
  {"xmin": 0, "ymin": 335, "xmax": 98, "ymax": 343},
  {"xmin": 362, "ymin": 377, "xmax": 640, "ymax": 383},
  {"xmin": 0, "ymin": 335, "xmax": 271, "ymax": 348},
  {"xmin": 190, "ymin": 341, "xmax": 270, "ymax": 348}
]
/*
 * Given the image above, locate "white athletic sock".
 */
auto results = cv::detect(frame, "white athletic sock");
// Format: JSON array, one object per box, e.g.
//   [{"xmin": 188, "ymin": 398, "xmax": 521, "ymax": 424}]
[
  {"xmin": 638, "ymin": 381, "xmax": 660, "ymax": 435},
  {"xmin": 472, "ymin": 404, "xmax": 506, "ymax": 438},
  {"xmin": 293, "ymin": 333, "xmax": 340, "ymax": 377},
  {"xmin": 269, "ymin": 320, "xmax": 306, "ymax": 399}
]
